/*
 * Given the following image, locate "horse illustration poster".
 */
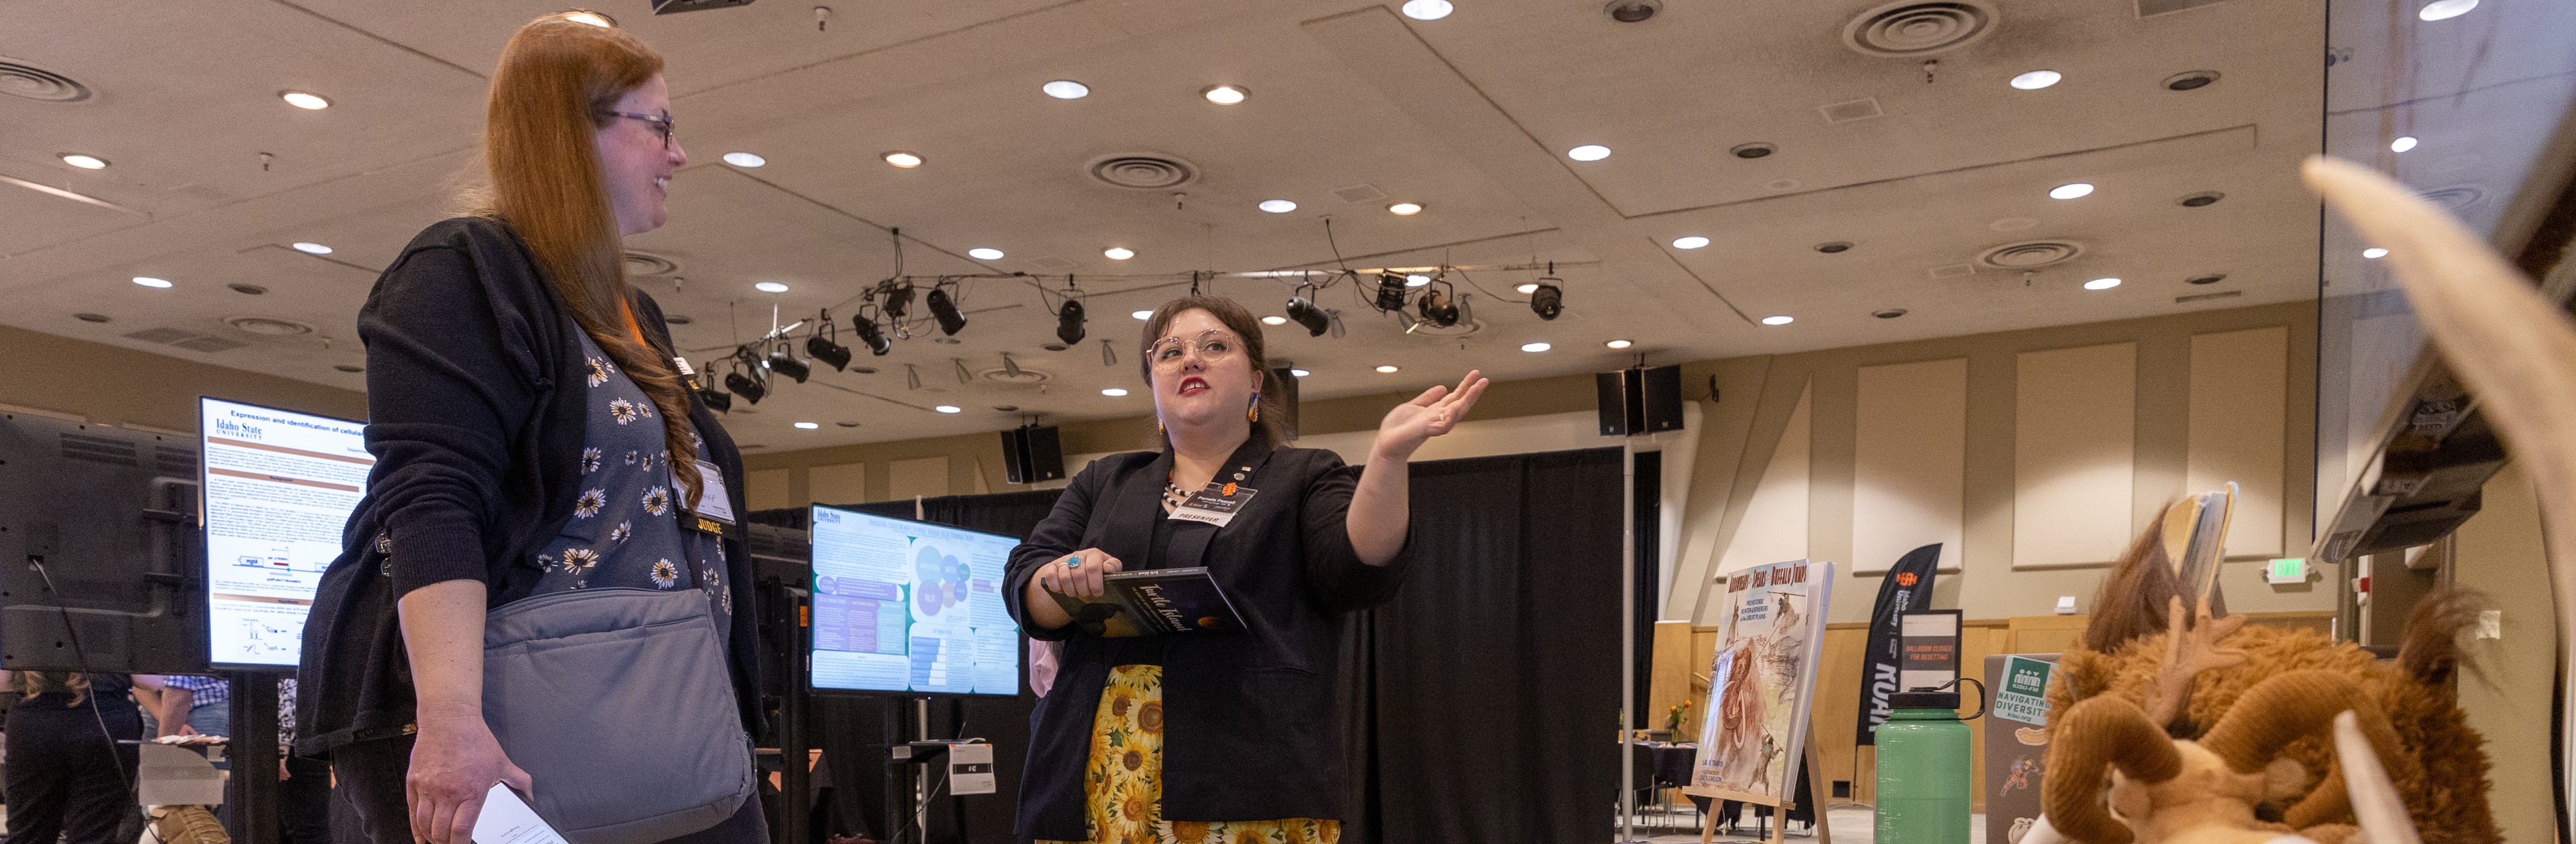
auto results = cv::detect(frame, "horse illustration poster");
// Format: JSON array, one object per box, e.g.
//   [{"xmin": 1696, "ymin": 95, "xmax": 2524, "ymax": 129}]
[{"xmin": 1690, "ymin": 558, "xmax": 1836, "ymax": 800}]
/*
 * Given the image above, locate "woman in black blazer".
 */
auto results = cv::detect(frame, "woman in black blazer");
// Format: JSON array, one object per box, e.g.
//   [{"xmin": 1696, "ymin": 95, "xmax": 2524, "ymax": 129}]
[{"xmin": 1003, "ymin": 294, "xmax": 1487, "ymax": 844}]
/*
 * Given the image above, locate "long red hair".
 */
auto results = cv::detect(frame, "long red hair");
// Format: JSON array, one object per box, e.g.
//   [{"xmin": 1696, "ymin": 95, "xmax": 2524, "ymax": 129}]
[{"xmin": 481, "ymin": 12, "xmax": 701, "ymax": 506}]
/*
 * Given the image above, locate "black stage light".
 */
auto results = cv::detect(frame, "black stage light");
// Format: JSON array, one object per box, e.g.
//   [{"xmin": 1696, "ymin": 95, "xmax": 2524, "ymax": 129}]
[
  {"xmin": 1285, "ymin": 296, "xmax": 1331, "ymax": 337},
  {"xmin": 852, "ymin": 315, "xmax": 892, "ymax": 356},
  {"xmin": 1417, "ymin": 288, "xmax": 1460, "ymax": 328},
  {"xmin": 725, "ymin": 366, "xmax": 767, "ymax": 405},
  {"xmin": 926, "ymin": 286, "xmax": 967, "ymax": 336},
  {"xmin": 880, "ymin": 282, "xmax": 915, "ymax": 320},
  {"xmin": 807, "ymin": 317, "xmax": 853, "ymax": 372},
  {"xmin": 699, "ymin": 385, "xmax": 733, "ymax": 413},
  {"xmin": 1056, "ymin": 298, "xmax": 1087, "ymax": 346},
  {"xmin": 766, "ymin": 347, "xmax": 811, "ymax": 383},
  {"xmin": 1530, "ymin": 279, "xmax": 1563, "ymax": 321},
  {"xmin": 1374, "ymin": 272, "xmax": 1408, "ymax": 312}
]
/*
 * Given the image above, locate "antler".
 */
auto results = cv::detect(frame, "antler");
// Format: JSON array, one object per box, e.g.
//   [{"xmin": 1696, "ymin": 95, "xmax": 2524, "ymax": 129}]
[
  {"xmin": 2043, "ymin": 695, "xmax": 2184, "ymax": 844},
  {"xmin": 2142, "ymin": 593, "xmax": 2247, "ymax": 727}
]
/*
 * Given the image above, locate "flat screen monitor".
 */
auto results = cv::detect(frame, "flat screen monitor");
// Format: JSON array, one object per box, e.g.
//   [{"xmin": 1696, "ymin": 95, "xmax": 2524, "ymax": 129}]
[
  {"xmin": 199, "ymin": 397, "xmax": 370, "ymax": 669},
  {"xmin": 807, "ymin": 505, "xmax": 1020, "ymax": 696},
  {"xmin": 0, "ymin": 412, "xmax": 205, "ymax": 673}
]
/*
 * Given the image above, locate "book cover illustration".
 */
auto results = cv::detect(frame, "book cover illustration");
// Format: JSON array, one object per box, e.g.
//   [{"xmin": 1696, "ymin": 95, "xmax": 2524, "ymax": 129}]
[
  {"xmin": 1046, "ymin": 567, "xmax": 1246, "ymax": 638},
  {"xmin": 1690, "ymin": 558, "xmax": 1836, "ymax": 800}
]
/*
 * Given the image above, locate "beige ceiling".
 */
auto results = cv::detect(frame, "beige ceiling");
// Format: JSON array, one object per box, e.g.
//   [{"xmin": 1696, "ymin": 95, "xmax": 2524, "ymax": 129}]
[{"xmin": 0, "ymin": 0, "xmax": 2406, "ymax": 450}]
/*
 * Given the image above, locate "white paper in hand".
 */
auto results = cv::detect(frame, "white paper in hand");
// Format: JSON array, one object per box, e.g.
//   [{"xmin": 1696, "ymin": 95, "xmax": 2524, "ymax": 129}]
[{"xmin": 471, "ymin": 783, "xmax": 569, "ymax": 844}]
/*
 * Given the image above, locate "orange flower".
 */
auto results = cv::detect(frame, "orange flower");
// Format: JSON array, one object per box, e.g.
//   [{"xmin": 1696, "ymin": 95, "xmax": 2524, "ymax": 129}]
[
  {"xmin": 1171, "ymin": 821, "xmax": 1211, "ymax": 844},
  {"xmin": 1122, "ymin": 796, "xmax": 1150, "ymax": 822},
  {"xmin": 1138, "ymin": 702, "xmax": 1165, "ymax": 734}
]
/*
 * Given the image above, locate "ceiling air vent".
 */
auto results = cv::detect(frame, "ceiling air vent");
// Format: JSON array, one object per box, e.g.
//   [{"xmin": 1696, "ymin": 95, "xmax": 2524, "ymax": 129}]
[
  {"xmin": 624, "ymin": 251, "xmax": 680, "ymax": 276},
  {"xmin": 1332, "ymin": 183, "xmax": 1387, "ymax": 204},
  {"xmin": 2136, "ymin": 0, "xmax": 2232, "ymax": 17},
  {"xmin": 1979, "ymin": 240, "xmax": 2085, "ymax": 269},
  {"xmin": 2176, "ymin": 290, "xmax": 2243, "ymax": 304},
  {"xmin": 1819, "ymin": 98, "xmax": 1885, "ymax": 124},
  {"xmin": 1925, "ymin": 263, "xmax": 1978, "ymax": 279},
  {"xmin": 0, "ymin": 57, "xmax": 92, "ymax": 102},
  {"xmin": 226, "ymin": 316, "xmax": 313, "ymax": 337},
  {"xmin": 2417, "ymin": 185, "xmax": 2486, "ymax": 212},
  {"xmin": 1842, "ymin": 1, "xmax": 1998, "ymax": 57},
  {"xmin": 173, "ymin": 337, "xmax": 247, "ymax": 353},
  {"xmin": 125, "ymin": 328, "xmax": 198, "ymax": 344},
  {"xmin": 1089, "ymin": 155, "xmax": 1198, "ymax": 190}
]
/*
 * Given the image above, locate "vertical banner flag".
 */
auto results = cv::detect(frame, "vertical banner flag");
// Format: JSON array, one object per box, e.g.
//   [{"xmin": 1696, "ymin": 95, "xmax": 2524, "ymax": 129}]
[{"xmin": 1854, "ymin": 543, "xmax": 1941, "ymax": 745}]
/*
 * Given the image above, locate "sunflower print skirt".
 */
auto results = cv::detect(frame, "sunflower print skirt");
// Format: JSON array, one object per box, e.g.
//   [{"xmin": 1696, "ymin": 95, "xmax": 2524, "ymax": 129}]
[{"xmin": 1038, "ymin": 665, "xmax": 1340, "ymax": 844}]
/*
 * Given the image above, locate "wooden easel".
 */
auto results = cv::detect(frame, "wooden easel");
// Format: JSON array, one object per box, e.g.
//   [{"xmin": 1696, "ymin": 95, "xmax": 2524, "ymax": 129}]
[{"xmin": 1683, "ymin": 724, "xmax": 1834, "ymax": 844}]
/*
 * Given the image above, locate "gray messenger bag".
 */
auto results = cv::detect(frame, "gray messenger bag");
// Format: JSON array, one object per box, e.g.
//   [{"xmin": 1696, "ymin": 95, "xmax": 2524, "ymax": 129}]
[{"xmin": 482, "ymin": 586, "xmax": 753, "ymax": 844}]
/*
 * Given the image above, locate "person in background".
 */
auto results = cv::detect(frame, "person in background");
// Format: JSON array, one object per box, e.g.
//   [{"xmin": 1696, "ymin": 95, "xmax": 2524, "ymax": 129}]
[
  {"xmin": 2, "ymin": 671, "xmax": 161, "ymax": 844},
  {"xmin": 158, "ymin": 673, "xmax": 228, "ymax": 738}
]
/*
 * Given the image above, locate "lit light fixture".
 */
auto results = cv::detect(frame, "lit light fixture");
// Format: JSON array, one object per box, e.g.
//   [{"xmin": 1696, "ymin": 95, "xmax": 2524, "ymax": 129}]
[
  {"xmin": 1202, "ymin": 85, "xmax": 1248, "ymax": 104},
  {"xmin": 1520, "ymin": 342, "xmax": 1552, "ymax": 353},
  {"xmin": 1375, "ymin": 365, "xmax": 1400, "ymax": 374},
  {"xmin": 291, "ymin": 242, "xmax": 333, "ymax": 255},
  {"xmin": 1672, "ymin": 236, "xmax": 1710, "ymax": 250},
  {"xmin": 2083, "ymin": 277, "xmax": 2122, "ymax": 291},
  {"xmin": 1760, "ymin": 315, "xmax": 1794, "ymax": 326},
  {"xmin": 1605, "ymin": 339, "xmax": 1633, "ymax": 349},
  {"xmin": 2050, "ymin": 182, "xmax": 2095, "ymax": 199},
  {"xmin": 1102, "ymin": 388, "xmax": 1129, "ymax": 397},
  {"xmin": 565, "ymin": 11, "xmax": 613, "ymax": 26},
  {"xmin": 280, "ymin": 91, "xmax": 331, "ymax": 110},
  {"xmin": 1401, "ymin": 0, "xmax": 1454, "ymax": 20},
  {"xmin": 2391, "ymin": 136, "xmax": 2419, "ymax": 153},
  {"xmin": 2418, "ymin": 0, "xmax": 2476, "ymax": 20},
  {"xmin": 1131, "ymin": 309, "xmax": 1154, "ymax": 320},
  {"xmin": 794, "ymin": 421, "xmax": 820, "ymax": 429},
  {"xmin": 883, "ymin": 151, "xmax": 924, "ymax": 168},
  {"xmin": 1043, "ymin": 80, "xmax": 1091, "ymax": 99},
  {"xmin": 934, "ymin": 405, "xmax": 963, "ymax": 413},
  {"xmin": 1259, "ymin": 199, "xmax": 1297, "ymax": 213},
  {"xmin": 1103, "ymin": 247, "xmax": 1135, "ymax": 260},
  {"xmin": 1405, "ymin": 274, "xmax": 1432, "ymax": 288},
  {"xmin": 1568, "ymin": 144, "xmax": 1612, "ymax": 161},
  {"xmin": 59, "ymin": 153, "xmax": 107, "ymax": 169},
  {"xmin": 722, "ymin": 152, "xmax": 765, "ymax": 167},
  {"xmin": 1289, "ymin": 368, "xmax": 1310, "ymax": 377},
  {"xmin": 1387, "ymin": 202, "xmax": 1423, "ymax": 215},
  {"xmin": 755, "ymin": 282, "xmax": 790, "ymax": 293},
  {"xmin": 132, "ymin": 276, "xmax": 173, "ymax": 288},
  {"xmin": 968, "ymin": 247, "xmax": 1005, "ymax": 260},
  {"xmin": 2010, "ymin": 70, "xmax": 2062, "ymax": 90},
  {"xmin": 1262, "ymin": 315, "xmax": 1289, "ymax": 325},
  {"xmin": 2364, "ymin": 248, "xmax": 2389, "ymax": 259},
  {"xmin": 1516, "ymin": 282, "xmax": 1541, "ymax": 294}
]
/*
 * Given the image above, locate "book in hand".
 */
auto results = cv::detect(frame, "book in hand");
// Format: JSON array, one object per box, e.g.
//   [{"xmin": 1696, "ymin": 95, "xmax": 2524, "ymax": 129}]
[{"xmin": 1046, "ymin": 567, "xmax": 1246, "ymax": 637}]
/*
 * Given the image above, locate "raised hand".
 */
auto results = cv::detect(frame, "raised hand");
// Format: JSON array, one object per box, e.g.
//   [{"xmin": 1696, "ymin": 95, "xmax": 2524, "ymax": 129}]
[{"xmin": 1373, "ymin": 370, "xmax": 1490, "ymax": 461}]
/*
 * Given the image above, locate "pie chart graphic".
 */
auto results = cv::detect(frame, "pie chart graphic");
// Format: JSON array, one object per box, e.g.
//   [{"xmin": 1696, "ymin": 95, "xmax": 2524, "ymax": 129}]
[{"xmin": 913, "ymin": 545, "xmax": 967, "ymax": 616}]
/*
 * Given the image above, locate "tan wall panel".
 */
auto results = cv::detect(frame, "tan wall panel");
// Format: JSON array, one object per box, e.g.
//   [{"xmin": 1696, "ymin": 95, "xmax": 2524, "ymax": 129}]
[
  {"xmin": 746, "ymin": 467, "xmax": 792, "ymax": 512},
  {"xmin": 808, "ymin": 462, "xmax": 868, "ymax": 507},
  {"xmin": 1715, "ymin": 386, "xmax": 1811, "ymax": 578},
  {"xmin": 2014, "ymin": 342, "xmax": 2138, "ymax": 568},
  {"xmin": 1853, "ymin": 358, "xmax": 1967, "ymax": 573},
  {"xmin": 2187, "ymin": 326, "xmax": 2289, "ymax": 559},
  {"xmin": 886, "ymin": 455, "xmax": 951, "ymax": 502}
]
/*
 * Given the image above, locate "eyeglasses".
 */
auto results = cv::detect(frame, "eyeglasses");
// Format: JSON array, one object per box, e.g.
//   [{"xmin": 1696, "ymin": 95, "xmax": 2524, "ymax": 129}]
[
  {"xmin": 599, "ymin": 110, "xmax": 676, "ymax": 149},
  {"xmin": 1148, "ymin": 330, "xmax": 1241, "ymax": 370}
]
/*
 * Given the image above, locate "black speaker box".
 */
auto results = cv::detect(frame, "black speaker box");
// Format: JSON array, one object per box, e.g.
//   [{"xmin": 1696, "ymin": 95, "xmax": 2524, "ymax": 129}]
[
  {"xmin": 1000, "ymin": 425, "xmax": 1065, "ymax": 484},
  {"xmin": 1596, "ymin": 365, "xmax": 1684, "ymax": 436}
]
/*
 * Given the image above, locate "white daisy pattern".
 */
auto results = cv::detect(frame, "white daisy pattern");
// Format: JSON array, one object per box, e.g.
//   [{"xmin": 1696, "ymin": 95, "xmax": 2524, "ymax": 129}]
[
  {"xmin": 581, "ymin": 447, "xmax": 603, "ymax": 474},
  {"xmin": 642, "ymin": 486, "xmax": 672, "ymax": 516},
  {"xmin": 586, "ymin": 357, "xmax": 610, "ymax": 388},
  {"xmin": 610, "ymin": 521, "xmax": 632, "ymax": 543},
  {"xmin": 561, "ymin": 547, "xmax": 599, "ymax": 577},
  {"xmin": 573, "ymin": 488, "xmax": 606, "ymax": 519},
  {"xmin": 608, "ymin": 398, "xmax": 642, "ymax": 424},
  {"xmin": 625, "ymin": 450, "xmax": 640, "ymax": 466},
  {"xmin": 651, "ymin": 559, "xmax": 679, "ymax": 589}
]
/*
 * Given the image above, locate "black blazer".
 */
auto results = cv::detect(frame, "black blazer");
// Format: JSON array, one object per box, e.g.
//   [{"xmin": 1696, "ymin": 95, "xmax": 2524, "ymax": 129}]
[
  {"xmin": 1002, "ymin": 438, "xmax": 1414, "ymax": 840},
  {"xmin": 295, "ymin": 217, "xmax": 761, "ymax": 756}
]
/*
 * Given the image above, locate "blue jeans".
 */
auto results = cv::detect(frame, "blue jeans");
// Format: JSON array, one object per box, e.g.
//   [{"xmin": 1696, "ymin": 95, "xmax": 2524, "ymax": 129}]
[{"xmin": 186, "ymin": 703, "xmax": 230, "ymax": 739}]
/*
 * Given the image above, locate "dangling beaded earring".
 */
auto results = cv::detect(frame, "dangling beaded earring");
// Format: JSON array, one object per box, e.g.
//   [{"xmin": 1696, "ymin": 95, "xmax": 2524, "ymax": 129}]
[{"xmin": 1248, "ymin": 391, "xmax": 1261, "ymax": 423}]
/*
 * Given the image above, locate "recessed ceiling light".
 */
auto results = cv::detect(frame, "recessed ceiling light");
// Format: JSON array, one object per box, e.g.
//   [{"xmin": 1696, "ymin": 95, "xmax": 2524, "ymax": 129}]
[
  {"xmin": 1290, "ymin": 368, "xmax": 1310, "ymax": 377},
  {"xmin": 1760, "ymin": 315, "xmax": 1793, "ymax": 326},
  {"xmin": 59, "ymin": 153, "xmax": 107, "ymax": 169},
  {"xmin": 2179, "ymin": 191, "xmax": 2225, "ymax": 207},
  {"xmin": 1568, "ymin": 144, "xmax": 1612, "ymax": 161},
  {"xmin": 1605, "ymin": 339, "xmax": 1633, "ymax": 349},
  {"xmin": 75, "ymin": 313, "xmax": 110, "ymax": 323},
  {"xmin": 1375, "ymin": 365, "xmax": 1400, "ymax": 374},
  {"xmin": 565, "ymin": 11, "xmax": 613, "ymax": 26},
  {"xmin": 1201, "ymin": 85, "xmax": 1248, "ymax": 105},
  {"xmin": 1516, "ymin": 282, "xmax": 1541, "ymax": 294},
  {"xmin": 1131, "ymin": 309, "xmax": 1154, "ymax": 320},
  {"xmin": 1103, "ymin": 247, "xmax": 1135, "ymax": 260},
  {"xmin": 1261, "ymin": 315, "xmax": 1288, "ymax": 325},
  {"xmin": 1405, "ymin": 274, "xmax": 1432, "ymax": 288},
  {"xmin": 1816, "ymin": 241, "xmax": 1853, "ymax": 253},
  {"xmin": 1672, "ymin": 236, "xmax": 1710, "ymax": 250},
  {"xmin": 1102, "ymin": 388, "xmax": 1129, "ymax": 397},
  {"xmin": 133, "ymin": 276, "xmax": 172, "ymax": 288},
  {"xmin": 2419, "ymin": 0, "xmax": 2476, "ymax": 20},
  {"xmin": 2050, "ymin": 182, "xmax": 2095, "ymax": 199},
  {"xmin": 838, "ymin": 421, "xmax": 861, "ymax": 427},
  {"xmin": 2010, "ymin": 70, "xmax": 2062, "ymax": 90},
  {"xmin": 794, "ymin": 421, "xmax": 820, "ymax": 429},
  {"xmin": 2163, "ymin": 70, "xmax": 2220, "ymax": 91},
  {"xmin": 1731, "ymin": 143, "xmax": 1776, "ymax": 159},
  {"xmin": 1387, "ymin": 202, "xmax": 1423, "ymax": 215},
  {"xmin": 280, "ymin": 91, "xmax": 331, "ymax": 110},
  {"xmin": 334, "ymin": 364, "xmax": 364, "ymax": 373},
  {"xmin": 722, "ymin": 152, "xmax": 766, "ymax": 167},
  {"xmin": 1259, "ymin": 199, "xmax": 1297, "ymax": 213},
  {"xmin": 229, "ymin": 283, "xmax": 267, "ymax": 295},
  {"xmin": 2391, "ymin": 136, "xmax": 2419, "ymax": 153},
  {"xmin": 883, "ymin": 151, "xmax": 924, "ymax": 168},
  {"xmin": 1401, "ymin": 0, "xmax": 1455, "ymax": 20},
  {"xmin": 2084, "ymin": 277, "xmax": 2122, "ymax": 290},
  {"xmin": 755, "ymin": 282, "xmax": 790, "ymax": 293},
  {"xmin": 1873, "ymin": 308, "xmax": 1908, "ymax": 319},
  {"xmin": 291, "ymin": 242, "xmax": 332, "ymax": 255},
  {"xmin": 1520, "ymin": 342, "xmax": 1552, "ymax": 353},
  {"xmin": 934, "ymin": 405, "xmax": 963, "ymax": 414},
  {"xmin": 968, "ymin": 247, "xmax": 1005, "ymax": 260},
  {"xmin": 2364, "ymin": 248, "xmax": 2389, "ymax": 259},
  {"xmin": 1042, "ymin": 80, "xmax": 1091, "ymax": 99}
]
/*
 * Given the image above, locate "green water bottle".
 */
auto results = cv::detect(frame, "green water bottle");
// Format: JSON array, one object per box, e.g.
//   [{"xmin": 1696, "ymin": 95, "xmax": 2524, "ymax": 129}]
[{"xmin": 1874, "ymin": 679, "xmax": 1985, "ymax": 844}]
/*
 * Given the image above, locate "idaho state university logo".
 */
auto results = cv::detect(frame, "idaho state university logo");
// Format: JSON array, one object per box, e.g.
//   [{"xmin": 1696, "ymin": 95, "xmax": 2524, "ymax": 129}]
[{"xmin": 1895, "ymin": 572, "xmax": 1919, "ymax": 587}]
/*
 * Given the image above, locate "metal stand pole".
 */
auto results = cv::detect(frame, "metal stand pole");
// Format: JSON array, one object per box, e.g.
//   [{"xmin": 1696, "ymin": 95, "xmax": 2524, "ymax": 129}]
[
  {"xmin": 915, "ymin": 696, "xmax": 932, "ymax": 843},
  {"xmin": 1620, "ymin": 439, "xmax": 1641, "ymax": 843},
  {"xmin": 220, "ymin": 672, "xmax": 280, "ymax": 844}
]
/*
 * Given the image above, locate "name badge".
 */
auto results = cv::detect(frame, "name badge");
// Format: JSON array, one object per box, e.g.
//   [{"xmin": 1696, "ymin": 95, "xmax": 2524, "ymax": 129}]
[
  {"xmin": 672, "ymin": 458, "xmax": 734, "ymax": 534},
  {"xmin": 1168, "ymin": 481, "xmax": 1256, "ymax": 528}
]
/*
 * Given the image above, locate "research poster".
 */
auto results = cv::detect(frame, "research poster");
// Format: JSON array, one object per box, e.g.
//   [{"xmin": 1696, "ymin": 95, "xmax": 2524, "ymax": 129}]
[{"xmin": 199, "ymin": 397, "xmax": 370, "ymax": 667}]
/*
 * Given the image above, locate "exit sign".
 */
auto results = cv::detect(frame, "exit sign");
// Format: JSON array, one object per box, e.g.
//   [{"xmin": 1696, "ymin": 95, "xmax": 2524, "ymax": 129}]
[{"xmin": 2266, "ymin": 558, "xmax": 2308, "ymax": 585}]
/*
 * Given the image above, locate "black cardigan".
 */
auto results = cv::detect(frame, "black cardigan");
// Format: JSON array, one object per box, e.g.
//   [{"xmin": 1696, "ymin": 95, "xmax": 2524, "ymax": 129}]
[
  {"xmin": 294, "ymin": 217, "xmax": 761, "ymax": 756},
  {"xmin": 1002, "ymin": 438, "xmax": 1414, "ymax": 840}
]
